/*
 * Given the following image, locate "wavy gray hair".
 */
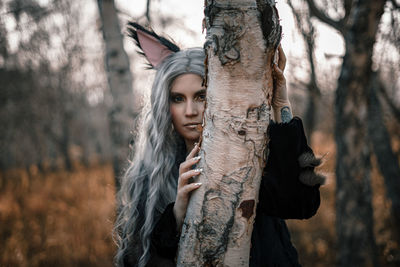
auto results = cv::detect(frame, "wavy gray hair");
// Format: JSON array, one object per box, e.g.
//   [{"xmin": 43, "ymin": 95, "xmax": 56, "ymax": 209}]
[{"xmin": 114, "ymin": 47, "xmax": 205, "ymax": 267}]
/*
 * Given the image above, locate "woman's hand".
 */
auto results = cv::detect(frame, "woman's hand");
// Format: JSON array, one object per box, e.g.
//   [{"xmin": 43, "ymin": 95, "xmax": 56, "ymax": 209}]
[
  {"xmin": 173, "ymin": 144, "xmax": 202, "ymax": 231},
  {"xmin": 272, "ymin": 45, "xmax": 293, "ymax": 123}
]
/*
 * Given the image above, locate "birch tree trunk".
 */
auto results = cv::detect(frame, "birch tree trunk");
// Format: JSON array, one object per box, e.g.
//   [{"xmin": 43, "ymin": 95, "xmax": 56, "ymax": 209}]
[
  {"xmin": 97, "ymin": 0, "xmax": 135, "ymax": 189},
  {"xmin": 177, "ymin": 0, "xmax": 281, "ymax": 266}
]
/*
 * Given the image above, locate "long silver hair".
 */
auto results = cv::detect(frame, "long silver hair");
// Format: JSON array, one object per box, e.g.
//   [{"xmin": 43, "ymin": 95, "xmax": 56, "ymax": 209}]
[{"xmin": 114, "ymin": 47, "xmax": 205, "ymax": 267}]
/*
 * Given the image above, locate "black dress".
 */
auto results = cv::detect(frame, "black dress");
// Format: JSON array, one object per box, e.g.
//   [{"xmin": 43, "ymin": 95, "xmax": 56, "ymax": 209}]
[{"xmin": 150, "ymin": 117, "xmax": 322, "ymax": 267}]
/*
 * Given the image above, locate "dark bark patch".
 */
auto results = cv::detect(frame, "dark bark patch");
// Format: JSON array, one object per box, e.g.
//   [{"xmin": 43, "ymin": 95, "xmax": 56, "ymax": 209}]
[
  {"xmin": 204, "ymin": 1, "xmax": 245, "ymax": 66},
  {"xmin": 239, "ymin": 199, "xmax": 255, "ymax": 220},
  {"xmin": 203, "ymin": 51, "xmax": 209, "ymax": 88},
  {"xmin": 109, "ymin": 49, "xmax": 118, "ymax": 58},
  {"xmin": 256, "ymin": 0, "xmax": 282, "ymax": 48},
  {"xmin": 204, "ymin": 0, "xmax": 221, "ymax": 28},
  {"xmin": 213, "ymin": 11, "xmax": 244, "ymax": 65},
  {"xmin": 246, "ymin": 103, "xmax": 269, "ymax": 120},
  {"xmin": 196, "ymin": 167, "xmax": 252, "ymax": 265}
]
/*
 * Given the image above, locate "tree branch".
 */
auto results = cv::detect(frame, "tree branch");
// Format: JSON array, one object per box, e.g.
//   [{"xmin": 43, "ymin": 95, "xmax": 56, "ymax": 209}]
[
  {"xmin": 146, "ymin": 0, "xmax": 151, "ymax": 22},
  {"xmin": 288, "ymin": 0, "xmax": 319, "ymax": 93},
  {"xmin": 344, "ymin": 0, "xmax": 353, "ymax": 20},
  {"xmin": 287, "ymin": 0, "xmax": 310, "ymax": 38},
  {"xmin": 391, "ymin": 0, "xmax": 400, "ymax": 9},
  {"xmin": 305, "ymin": 0, "xmax": 344, "ymax": 32},
  {"xmin": 378, "ymin": 80, "xmax": 400, "ymax": 124}
]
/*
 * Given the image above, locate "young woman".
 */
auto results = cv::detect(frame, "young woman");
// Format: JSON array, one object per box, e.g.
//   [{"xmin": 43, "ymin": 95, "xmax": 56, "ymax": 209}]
[{"xmin": 114, "ymin": 22, "xmax": 325, "ymax": 267}]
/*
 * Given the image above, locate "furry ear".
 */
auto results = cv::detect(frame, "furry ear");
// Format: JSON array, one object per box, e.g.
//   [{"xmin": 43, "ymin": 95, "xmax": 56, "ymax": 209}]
[
  {"xmin": 298, "ymin": 152, "xmax": 323, "ymax": 168},
  {"xmin": 299, "ymin": 170, "xmax": 326, "ymax": 186},
  {"xmin": 298, "ymin": 152, "xmax": 328, "ymax": 186},
  {"xmin": 127, "ymin": 22, "xmax": 180, "ymax": 69}
]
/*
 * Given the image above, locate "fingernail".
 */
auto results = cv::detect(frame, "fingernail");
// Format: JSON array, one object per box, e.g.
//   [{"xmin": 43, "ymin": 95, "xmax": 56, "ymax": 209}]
[
  {"xmin": 194, "ymin": 168, "xmax": 203, "ymax": 173},
  {"xmin": 194, "ymin": 142, "xmax": 198, "ymax": 147},
  {"xmin": 194, "ymin": 183, "xmax": 202, "ymax": 186},
  {"xmin": 193, "ymin": 156, "xmax": 201, "ymax": 161}
]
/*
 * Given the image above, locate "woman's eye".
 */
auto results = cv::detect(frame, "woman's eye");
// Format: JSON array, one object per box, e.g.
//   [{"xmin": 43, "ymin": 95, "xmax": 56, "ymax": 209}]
[
  {"xmin": 171, "ymin": 95, "xmax": 184, "ymax": 103},
  {"xmin": 196, "ymin": 93, "xmax": 206, "ymax": 102}
]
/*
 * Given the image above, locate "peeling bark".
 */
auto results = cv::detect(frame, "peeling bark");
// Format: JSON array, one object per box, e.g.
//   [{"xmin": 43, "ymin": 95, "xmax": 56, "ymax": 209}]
[{"xmin": 177, "ymin": 1, "xmax": 280, "ymax": 266}]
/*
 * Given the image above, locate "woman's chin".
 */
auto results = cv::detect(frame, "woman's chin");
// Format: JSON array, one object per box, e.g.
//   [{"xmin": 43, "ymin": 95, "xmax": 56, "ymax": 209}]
[{"xmin": 182, "ymin": 132, "xmax": 201, "ymax": 143}]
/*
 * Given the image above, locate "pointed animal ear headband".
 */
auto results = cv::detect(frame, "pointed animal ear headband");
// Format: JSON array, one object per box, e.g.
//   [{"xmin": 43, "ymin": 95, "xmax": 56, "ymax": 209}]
[{"xmin": 127, "ymin": 22, "xmax": 181, "ymax": 69}]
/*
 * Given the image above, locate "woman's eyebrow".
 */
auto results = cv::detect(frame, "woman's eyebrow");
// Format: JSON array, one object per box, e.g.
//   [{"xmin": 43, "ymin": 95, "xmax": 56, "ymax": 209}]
[
  {"xmin": 170, "ymin": 92, "xmax": 183, "ymax": 95},
  {"xmin": 196, "ymin": 89, "xmax": 206, "ymax": 94}
]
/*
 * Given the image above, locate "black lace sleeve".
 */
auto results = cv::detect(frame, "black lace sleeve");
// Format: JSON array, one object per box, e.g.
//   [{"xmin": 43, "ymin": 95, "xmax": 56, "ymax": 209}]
[
  {"xmin": 258, "ymin": 117, "xmax": 325, "ymax": 219},
  {"xmin": 151, "ymin": 202, "xmax": 179, "ymax": 261}
]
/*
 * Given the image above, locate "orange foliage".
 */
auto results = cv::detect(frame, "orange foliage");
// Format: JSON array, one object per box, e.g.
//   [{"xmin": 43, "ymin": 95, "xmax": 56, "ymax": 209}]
[
  {"xmin": 0, "ymin": 133, "xmax": 399, "ymax": 266},
  {"xmin": 0, "ymin": 164, "xmax": 116, "ymax": 267}
]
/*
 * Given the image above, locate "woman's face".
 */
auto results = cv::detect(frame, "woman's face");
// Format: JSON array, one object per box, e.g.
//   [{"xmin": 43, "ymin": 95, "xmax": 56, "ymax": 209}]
[{"xmin": 170, "ymin": 73, "xmax": 206, "ymax": 147}]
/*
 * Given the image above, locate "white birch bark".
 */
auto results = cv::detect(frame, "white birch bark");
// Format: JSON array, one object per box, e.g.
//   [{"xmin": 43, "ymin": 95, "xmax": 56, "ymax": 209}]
[
  {"xmin": 177, "ymin": 0, "xmax": 281, "ymax": 266},
  {"xmin": 97, "ymin": 0, "xmax": 135, "ymax": 188}
]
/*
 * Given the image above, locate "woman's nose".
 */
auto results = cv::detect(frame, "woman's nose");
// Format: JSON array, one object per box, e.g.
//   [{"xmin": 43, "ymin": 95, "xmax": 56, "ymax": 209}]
[{"xmin": 185, "ymin": 101, "xmax": 199, "ymax": 116}]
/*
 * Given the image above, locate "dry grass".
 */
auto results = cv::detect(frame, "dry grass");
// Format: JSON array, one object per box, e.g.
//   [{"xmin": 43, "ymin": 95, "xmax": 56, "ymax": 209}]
[
  {"xmin": 0, "ymin": 164, "xmax": 116, "ymax": 267},
  {"xmin": 0, "ymin": 133, "xmax": 399, "ymax": 266}
]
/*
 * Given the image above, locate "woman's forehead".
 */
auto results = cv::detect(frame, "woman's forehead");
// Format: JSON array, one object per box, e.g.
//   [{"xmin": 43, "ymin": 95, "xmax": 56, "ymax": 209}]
[{"xmin": 170, "ymin": 73, "xmax": 205, "ymax": 93}]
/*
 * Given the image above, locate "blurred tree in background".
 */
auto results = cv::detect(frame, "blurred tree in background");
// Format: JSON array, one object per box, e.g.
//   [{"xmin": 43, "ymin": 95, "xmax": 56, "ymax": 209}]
[
  {"xmin": 287, "ymin": 0, "xmax": 400, "ymax": 266},
  {"xmin": 97, "ymin": 0, "xmax": 135, "ymax": 190},
  {"xmin": 0, "ymin": 0, "xmax": 196, "ymax": 265},
  {"xmin": 0, "ymin": 0, "xmax": 111, "ymax": 172}
]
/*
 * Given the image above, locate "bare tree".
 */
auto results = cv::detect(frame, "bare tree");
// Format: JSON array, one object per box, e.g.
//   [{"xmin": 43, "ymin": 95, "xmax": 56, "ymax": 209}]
[
  {"xmin": 0, "ymin": 0, "xmax": 97, "ymax": 171},
  {"xmin": 305, "ymin": 0, "xmax": 387, "ymax": 266},
  {"xmin": 177, "ymin": 0, "xmax": 281, "ymax": 265},
  {"xmin": 367, "ymin": 71, "xmax": 400, "ymax": 245},
  {"xmin": 287, "ymin": 0, "xmax": 321, "ymax": 141},
  {"xmin": 97, "ymin": 0, "xmax": 135, "ymax": 189}
]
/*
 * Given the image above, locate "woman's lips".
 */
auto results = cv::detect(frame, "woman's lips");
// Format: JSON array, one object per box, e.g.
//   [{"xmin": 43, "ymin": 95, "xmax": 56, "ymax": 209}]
[{"xmin": 184, "ymin": 123, "xmax": 201, "ymax": 129}]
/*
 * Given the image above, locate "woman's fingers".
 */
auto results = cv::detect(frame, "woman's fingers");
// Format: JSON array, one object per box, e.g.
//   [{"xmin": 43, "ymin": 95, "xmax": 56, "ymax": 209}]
[
  {"xmin": 174, "ymin": 182, "xmax": 202, "ymax": 230},
  {"xmin": 174, "ymin": 143, "xmax": 203, "ymax": 229},
  {"xmin": 277, "ymin": 45, "xmax": 286, "ymax": 71},
  {"xmin": 181, "ymin": 182, "xmax": 202, "ymax": 196},
  {"xmin": 273, "ymin": 63, "xmax": 286, "ymax": 88},
  {"xmin": 179, "ymin": 155, "xmax": 201, "ymax": 175},
  {"xmin": 186, "ymin": 143, "xmax": 200, "ymax": 161},
  {"xmin": 178, "ymin": 168, "xmax": 202, "ymax": 187},
  {"xmin": 177, "ymin": 182, "xmax": 202, "ymax": 201},
  {"xmin": 273, "ymin": 62, "xmax": 284, "ymax": 79}
]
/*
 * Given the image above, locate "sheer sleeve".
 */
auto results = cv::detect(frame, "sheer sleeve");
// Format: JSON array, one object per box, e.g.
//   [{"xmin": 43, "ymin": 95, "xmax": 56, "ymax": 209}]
[{"xmin": 258, "ymin": 117, "xmax": 325, "ymax": 219}]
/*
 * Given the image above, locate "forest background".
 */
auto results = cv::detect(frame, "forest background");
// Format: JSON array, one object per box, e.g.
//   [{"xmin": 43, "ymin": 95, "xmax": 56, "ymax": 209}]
[{"xmin": 1, "ymin": 0, "xmax": 399, "ymax": 266}]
